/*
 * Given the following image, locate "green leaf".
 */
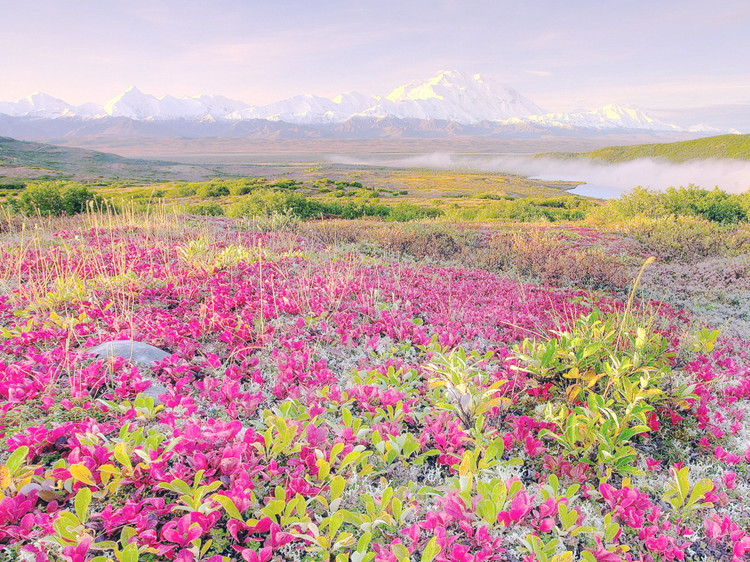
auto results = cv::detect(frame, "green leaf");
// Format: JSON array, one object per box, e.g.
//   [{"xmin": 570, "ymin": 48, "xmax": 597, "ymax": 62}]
[
  {"xmin": 380, "ymin": 487, "xmax": 393, "ymax": 510},
  {"xmin": 329, "ymin": 442, "xmax": 346, "ymax": 465},
  {"xmin": 687, "ymin": 478, "xmax": 714, "ymax": 509},
  {"xmin": 341, "ymin": 448, "xmax": 365, "ymax": 470},
  {"xmin": 213, "ymin": 494, "xmax": 243, "ymax": 520},
  {"xmin": 121, "ymin": 541, "xmax": 139, "ymax": 562},
  {"xmin": 604, "ymin": 522, "xmax": 620, "ymax": 543},
  {"xmin": 328, "ymin": 510, "xmax": 345, "ymax": 538},
  {"xmin": 421, "ymin": 537, "xmax": 440, "ymax": 562},
  {"xmin": 330, "ymin": 475, "xmax": 346, "ymax": 502},
  {"xmin": 54, "ymin": 512, "xmax": 82, "ymax": 541},
  {"xmin": 158, "ymin": 478, "xmax": 192, "ymax": 496},
  {"xmin": 263, "ymin": 499, "xmax": 285, "ymax": 517},
  {"xmin": 581, "ymin": 550, "xmax": 597, "ymax": 562},
  {"xmin": 5, "ymin": 446, "xmax": 29, "ymax": 476},
  {"xmin": 357, "ymin": 531, "xmax": 372, "ymax": 553},
  {"xmin": 619, "ymin": 425, "xmax": 650, "ymax": 442},
  {"xmin": 392, "ymin": 543, "xmax": 410, "ymax": 560},
  {"xmin": 74, "ymin": 487, "xmax": 92, "ymax": 524}
]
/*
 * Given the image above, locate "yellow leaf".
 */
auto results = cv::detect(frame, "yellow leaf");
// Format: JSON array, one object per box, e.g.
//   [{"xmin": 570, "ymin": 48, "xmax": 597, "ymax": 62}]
[
  {"xmin": 566, "ymin": 384, "xmax": 582, "ymax": 403},
  {"xmin": 585, "ymin": 373, "xmax": 606, "ymax": 389},
  {"xmin": 98, "ymin": 464, "xmax": 118, "ymax": 486},
  {"xmin": 0, "ymin": 466, "xmax": 10, "ymax": 489},
  {"xmin": 70, "ymin": 463, "xmax": 97, "ymax": 486}
]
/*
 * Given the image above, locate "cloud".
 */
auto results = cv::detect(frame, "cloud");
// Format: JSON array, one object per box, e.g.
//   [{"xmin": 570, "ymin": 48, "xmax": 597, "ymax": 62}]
[{"xmin": 327, "ymin": 153, "xmax": 750, "ymax": 198}]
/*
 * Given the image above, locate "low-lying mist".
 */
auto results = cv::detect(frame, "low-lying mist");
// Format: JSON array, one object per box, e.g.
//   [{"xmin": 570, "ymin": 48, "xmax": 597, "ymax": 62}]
[{"xmin": 327, "ymin": 153, "xmax": 750, "ymax": 198}]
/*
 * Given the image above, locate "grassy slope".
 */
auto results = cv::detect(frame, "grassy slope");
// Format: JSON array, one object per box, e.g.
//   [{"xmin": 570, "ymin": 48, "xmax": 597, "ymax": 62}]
[
  {"xmin": 548, "ymin": 133, "xmax": 750, "ymax": 163},
  {"xmin": 0, "ymin": 136, "xmax": 223, "ymax": 182}
]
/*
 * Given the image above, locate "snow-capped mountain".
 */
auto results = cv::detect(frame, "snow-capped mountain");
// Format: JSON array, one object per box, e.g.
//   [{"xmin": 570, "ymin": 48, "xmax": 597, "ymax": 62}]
[
  {"xmin": 226, "ymin": 92, "xmax": 380, "ymax": 124},
  {"xmin": 364, "ymin": 70, "xmax": 544, "ymax": 123},
  {"xmin": 527, "ymin": 104, "xmax": 679, "ymax": 131},
  {"xmin": 103, "ymin": 87, "xmax": 247, "ymax": 120},
  {"xmin": 1, "ymin": 70, "xmax": 726, "ymax": 137},
  {"xmin": 0, "ymin": 92, "xmax": 77, "ymax": 118}
]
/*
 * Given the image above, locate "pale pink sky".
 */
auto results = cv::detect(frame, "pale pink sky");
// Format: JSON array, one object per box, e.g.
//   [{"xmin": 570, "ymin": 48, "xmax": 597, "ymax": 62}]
[{"xmin": 1, "ymin": 0, "xmax": 749, "ymax": 111}]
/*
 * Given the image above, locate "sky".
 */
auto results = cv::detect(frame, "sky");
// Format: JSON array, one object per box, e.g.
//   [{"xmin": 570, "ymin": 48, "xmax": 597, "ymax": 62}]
[{"xmin": 1, "ymin": 0, "xmax": 749, "ymax": 112}]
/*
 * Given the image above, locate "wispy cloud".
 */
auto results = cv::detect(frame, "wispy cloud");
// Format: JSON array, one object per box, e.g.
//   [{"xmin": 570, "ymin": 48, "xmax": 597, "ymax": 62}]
[{"xmin": 524, "ymin": 70, "xmax": 552, "ymax": 77}]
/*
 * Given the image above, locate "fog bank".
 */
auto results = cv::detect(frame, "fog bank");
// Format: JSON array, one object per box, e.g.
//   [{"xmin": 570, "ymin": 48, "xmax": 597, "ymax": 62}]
[{"xmin": 328, "ymin": 153, "xmax": 750, "ymax": 198}]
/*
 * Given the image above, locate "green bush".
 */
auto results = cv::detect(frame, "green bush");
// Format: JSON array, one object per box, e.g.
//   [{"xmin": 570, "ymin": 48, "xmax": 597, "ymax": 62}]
[
  {"xmin": 615, "ymin": 215, "xmax": 735, "ymax": 261},
  {"xmin": 16, "ymin": 182, "xmax": 64, "ymax": 216},
  {"xmin": 0, "ymin": 180, "xmax": 26, "ymax": 190},
  {"xmin": 12, "ymin": 182, "xmax": 105, "ymax": 217},
  {"xmin": 196, "ymin": 183, "xmax": 230, "ymax": 198},
  {"xmin": 603, "ymin": 186, "xmax": 747, "ymax": 224},
  {"xmin": 61, "ymin": 185, "xmax": 105, "ymax": 214},
  {"xmin": 183, "ymin": 203, "xmax": 225, "ymax": 216},
  {"xmin": 168, "ymin": 183, "xmax": 197, "ymax": 198},
  {"xmin": 387, "ymin": 203, "xmax": 443, "ymax": 222}
]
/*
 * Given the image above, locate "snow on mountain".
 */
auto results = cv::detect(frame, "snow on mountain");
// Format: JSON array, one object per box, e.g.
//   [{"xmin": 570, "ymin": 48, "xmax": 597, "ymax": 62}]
[
  {"xmin": 103, "ymin": 87, "xmax": 247, "ymax": 120},
  {"xmin": 366, "ymin": 70, "xmax": 544, "ymax": 123},
  {"xmin": 527, "ymin": 104, "xmax": 679, "ymax": 131},
  {"xmin": 0, "ymin": 72, "xmax": 693, "ymax": 133},
  {"xmin": 227, "ymin": 92, "xmax": 379, "ymax": 124},
  {"xmin": 0, "ymin": 92, "xmax": 77, "ymax": 118}
]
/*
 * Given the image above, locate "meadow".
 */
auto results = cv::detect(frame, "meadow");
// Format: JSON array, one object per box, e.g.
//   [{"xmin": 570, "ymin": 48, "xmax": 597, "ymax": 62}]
[{"xmin": 1, "ymin": 174, "xmax": 750, "ymax": 562}]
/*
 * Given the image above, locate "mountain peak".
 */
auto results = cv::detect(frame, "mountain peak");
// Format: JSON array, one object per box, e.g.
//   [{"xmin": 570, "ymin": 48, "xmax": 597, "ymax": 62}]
[
  {"xmin": 383, "ymin": 69, "xmax": 544, "ymax": 123},
  {"xmin": 0, "ymin": 72, "xmax": 691, "ymax": 132}
]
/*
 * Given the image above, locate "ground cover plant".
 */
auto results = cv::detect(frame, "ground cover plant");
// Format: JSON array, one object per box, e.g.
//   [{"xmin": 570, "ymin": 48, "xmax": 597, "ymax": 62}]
[{"xmin": 1, "ymin": 204, "xmax": 750, "ymax": 562}]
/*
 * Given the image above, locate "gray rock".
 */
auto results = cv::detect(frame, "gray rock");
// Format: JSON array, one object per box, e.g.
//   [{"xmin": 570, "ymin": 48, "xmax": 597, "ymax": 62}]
[
  {"xmin": 88, "ymin": 340, "xmax": 170, "ymax": 403},
  {"xmin": 88, "ymin": 340, "xmax": 170, "ymax": 366}
]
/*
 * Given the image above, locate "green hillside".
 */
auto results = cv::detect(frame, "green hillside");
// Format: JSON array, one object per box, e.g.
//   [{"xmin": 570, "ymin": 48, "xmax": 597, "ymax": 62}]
[
  {"xmin": 547, "ymin": 134, "xmax": 750, "ymax": 163},
  {"xmin": 0, "ymin": 136, "xmax": 221, "ymax": 182}
]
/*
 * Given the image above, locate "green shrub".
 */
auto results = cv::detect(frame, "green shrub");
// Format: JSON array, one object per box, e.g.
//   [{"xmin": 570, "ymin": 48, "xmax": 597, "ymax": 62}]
[
  {"xmin": 196, "ymin": 183, "xmax": 230, "ymax": 198},
  {"xmin": 168, "ymin": 183, "xmax": 197, "ymax": 197},
  {"xmin": 227, "ymin": 188, "xmax": 392, "ymax": 220},
  {"xmin": 615, "ymin": 215, "xmax": 734, "ymax": 261},
  {"xmin": 61, "ymin": 185, "xmax": 105, "ymax": 215},
  {"xmin": 603, "ymin": 186, "xmax": 747, "ymax": 224},
  {"xmin": 10, "ymin": 182, "xmax": 106, "ymax": 217},
  {"xmin": 387, "ymin": 203, "xmax": 443, "ymax": 222},
  {"xmin": 183, "ymin": 203, "xmax": 225, "ymax": 216},
  {"xmin": 16, "ymin": 182, "xmax": 64, "ymax": 216}
]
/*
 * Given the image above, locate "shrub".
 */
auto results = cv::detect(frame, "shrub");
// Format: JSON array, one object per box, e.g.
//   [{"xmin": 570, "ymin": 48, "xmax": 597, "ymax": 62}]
[
  {"xmin": 183, "ymin": 202, "xmax": 225, "ymax": 216},
  {"xmin": 387, "ymin": 203, "xmax": 443, "ymax": 222},
  {"xmin": 11, "ymin": 182, "xmax": 105, "ymax": 217},
  {"xmin": 0, "ymin": 180, "xmax": 26, "ymax": 190},
  {"xmin": 614, "ymin": 215, "xmax": 735, "ymax": 262},
  {"xmin": 61, "ymin": 185, "xmax": 105, "ymax": 215},
  {"xmin": 168, "ymin": 183, "xmax": 197, "ymax": 197},
  {"xmin": 196, "ymin": 183, "xmax": 230, "ymax": 198},
  {"xmin": 601, "ymin": 185, "xmax": 748, "ymax": 224}
]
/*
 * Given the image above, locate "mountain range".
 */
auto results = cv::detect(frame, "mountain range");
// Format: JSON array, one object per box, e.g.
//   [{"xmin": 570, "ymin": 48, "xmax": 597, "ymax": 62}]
[{"xmin": 1, "ymin": 71, "xmax": 746, "ymax": 139}]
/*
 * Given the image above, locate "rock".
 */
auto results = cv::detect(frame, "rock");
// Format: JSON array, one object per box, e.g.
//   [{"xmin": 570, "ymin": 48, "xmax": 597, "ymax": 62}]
[
  {"xmin": 88, "ymin": 340, "xmax": 170, "ymax": 404},
  {"xmin": 88, "ymin": 340, "xmax": 170, "ymax": 366}
]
